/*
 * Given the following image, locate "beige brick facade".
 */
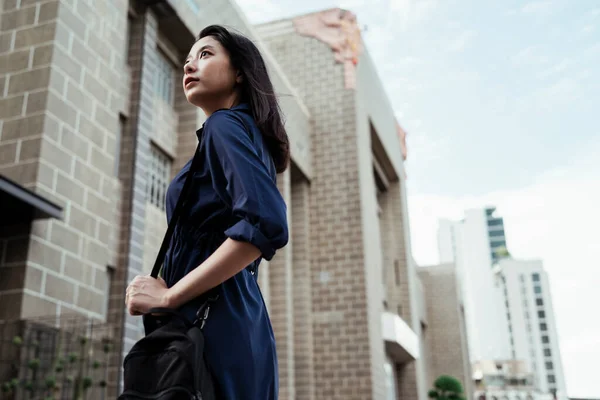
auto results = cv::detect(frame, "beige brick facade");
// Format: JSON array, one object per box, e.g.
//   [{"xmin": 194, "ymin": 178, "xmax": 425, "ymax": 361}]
[
  {"xmin": 418, "ymin": 264, "xmax": 474, "ymax": 400},
  {"xmin": 1, "ymin": 1, "xmax": 471, "ymax": 398}
]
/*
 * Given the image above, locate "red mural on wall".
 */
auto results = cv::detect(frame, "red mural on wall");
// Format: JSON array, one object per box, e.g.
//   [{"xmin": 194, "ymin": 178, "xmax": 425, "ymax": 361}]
[{"xmin": 293, "ymin": 9, "xmax": 363, "ymax": 89}]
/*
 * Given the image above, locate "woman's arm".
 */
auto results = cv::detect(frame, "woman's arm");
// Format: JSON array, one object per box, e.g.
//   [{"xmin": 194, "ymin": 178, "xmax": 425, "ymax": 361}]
[
  {"xmin": 126, "ymin": 110, "xmax": 288, "ymax": 316},
  {"xmin": 126, "ymin": 240, "xmax": 260, "ymax": 315},
  {"xmin": 164, "ymin": 238, "xmax": 260, "ymax": 308}
]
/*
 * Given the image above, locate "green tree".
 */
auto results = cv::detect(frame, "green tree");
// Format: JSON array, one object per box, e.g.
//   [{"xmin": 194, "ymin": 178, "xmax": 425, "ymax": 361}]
[
  {"xmin": 494, "ymin": 246, "xmax": 511, "ymax": 259},
  {"xmin": 428, "ymin": 375, "xmax": 466, "ymax": 400}
]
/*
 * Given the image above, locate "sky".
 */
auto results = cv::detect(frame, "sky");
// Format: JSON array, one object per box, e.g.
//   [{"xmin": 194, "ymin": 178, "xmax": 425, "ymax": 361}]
[{"xmin": 235, "ymin": 0, "xmax": 600, "ymax": 397}]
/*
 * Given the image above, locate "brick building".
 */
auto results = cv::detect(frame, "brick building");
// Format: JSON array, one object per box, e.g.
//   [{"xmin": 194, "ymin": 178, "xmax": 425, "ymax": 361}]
[
  {"xmin": 0, "ymin": 0, "xmax": 471, "ymax": 398},
  {"xmin": 418, "ymin": 263, "xmax": 474, "ymax": 400}
]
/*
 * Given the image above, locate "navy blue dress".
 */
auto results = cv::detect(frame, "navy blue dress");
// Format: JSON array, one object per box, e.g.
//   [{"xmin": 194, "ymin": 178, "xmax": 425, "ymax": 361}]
[{"xmin": 161, "ymin": 103, "xmax": 288, "ymax": 400}]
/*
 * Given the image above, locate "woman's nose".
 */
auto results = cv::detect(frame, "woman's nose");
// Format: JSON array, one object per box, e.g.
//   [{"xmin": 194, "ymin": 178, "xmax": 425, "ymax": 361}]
[{"xmin": 184, "ymin": 61, "xmax": 196, "ymax": 74}]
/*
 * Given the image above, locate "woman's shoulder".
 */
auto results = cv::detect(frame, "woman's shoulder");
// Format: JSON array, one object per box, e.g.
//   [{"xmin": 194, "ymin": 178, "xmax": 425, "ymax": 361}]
[{"xmin": 203, "ymin": 105, "xmax": 255, "ymax": 143}]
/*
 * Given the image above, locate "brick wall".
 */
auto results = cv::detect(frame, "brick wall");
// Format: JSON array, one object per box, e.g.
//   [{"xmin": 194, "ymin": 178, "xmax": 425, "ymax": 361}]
[
  {"xmin": 418, "ymin": 264, "xmax": 473, "ymax": 399},
  {"xmin": 291, "ymin": 170, "xmax": 315, "ymax": 400},
  {"xmin": 270, "ymin": 169, "xmax": 295, "ymax": 399},
  {"xmin": 0, "ymin": 0, "xmax": 128, "ymax": 321},
  {"xmin": 259, "ymin": 20, "xmax": 373, "ymax": 399}
]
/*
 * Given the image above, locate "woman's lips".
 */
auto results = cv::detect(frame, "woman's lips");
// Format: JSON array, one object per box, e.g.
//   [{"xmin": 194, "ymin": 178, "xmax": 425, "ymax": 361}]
[{"xmin": 184, "ymin": 76, "xmax": 199, "ymax": 88}]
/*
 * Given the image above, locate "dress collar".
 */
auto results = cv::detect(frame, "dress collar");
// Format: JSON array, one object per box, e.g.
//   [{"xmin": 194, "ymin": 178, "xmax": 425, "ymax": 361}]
[{"xmin": 195, "ymin": 103, "xmax": 250, "ymax": 140}]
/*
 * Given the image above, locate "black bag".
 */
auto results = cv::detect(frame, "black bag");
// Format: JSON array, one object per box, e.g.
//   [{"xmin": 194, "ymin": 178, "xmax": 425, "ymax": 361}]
[{"xmin": 119, "ymin": 138, "xmax": 218, "ymax": 400}]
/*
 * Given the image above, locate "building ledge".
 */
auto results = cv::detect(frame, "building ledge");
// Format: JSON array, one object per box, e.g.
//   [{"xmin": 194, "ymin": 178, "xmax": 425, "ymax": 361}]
[
  {"xmin": 381, "ymin": 311, "xmax": 419, "ymax": 363},
  {"xmin": 0, "ymin": 176, "xmax": 63, "ymax": 224}
]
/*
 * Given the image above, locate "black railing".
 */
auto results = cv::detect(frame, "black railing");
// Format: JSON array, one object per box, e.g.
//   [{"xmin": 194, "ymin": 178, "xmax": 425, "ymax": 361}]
[{"xmin": 0, "ymin": 315, "xmax": 117, "ymax": 400}]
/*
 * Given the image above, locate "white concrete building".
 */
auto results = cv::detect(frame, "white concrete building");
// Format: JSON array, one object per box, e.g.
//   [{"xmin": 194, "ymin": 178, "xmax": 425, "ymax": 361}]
[
  {"xmin": 498, "ymin": 258, "xmax": 567, "ymax": 400},
  {"xmin": 438, "ymin": 207, "xmax": 512, "ymax": 363}
]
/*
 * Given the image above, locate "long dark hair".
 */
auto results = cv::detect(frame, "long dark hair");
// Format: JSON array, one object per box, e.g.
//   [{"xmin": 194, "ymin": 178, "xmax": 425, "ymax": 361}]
[{"xmin": 198, "ymin": 25, "xmax": 290, "ymax": 173}]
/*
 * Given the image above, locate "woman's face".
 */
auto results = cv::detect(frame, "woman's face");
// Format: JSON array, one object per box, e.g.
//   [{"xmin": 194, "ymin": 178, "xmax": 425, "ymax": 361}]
[{"xmin": 183, "ymin": 36, "xmax": 240, "ymax": 110}]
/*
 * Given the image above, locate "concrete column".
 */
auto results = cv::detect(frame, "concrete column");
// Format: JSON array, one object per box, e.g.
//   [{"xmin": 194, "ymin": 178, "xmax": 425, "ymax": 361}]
[{"xmin": 269, "ymin": 168, "xmax": 295, "ymax": 399}]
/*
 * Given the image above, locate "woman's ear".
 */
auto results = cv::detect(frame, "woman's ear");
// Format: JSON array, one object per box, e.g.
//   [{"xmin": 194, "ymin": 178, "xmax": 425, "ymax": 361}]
[{"xmin": 236, "ymin": 71, "xmax": 244, "ymax": 84}]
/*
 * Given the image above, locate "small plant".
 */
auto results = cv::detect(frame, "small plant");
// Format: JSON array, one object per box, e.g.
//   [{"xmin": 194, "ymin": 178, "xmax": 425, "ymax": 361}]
[
  {"xmin": 2, "ymin": 325, "xmax": 116, "ymax": 400},
  {"xmin": 428, "ymin": 375, "xmax": 466, "ymax": 400}
]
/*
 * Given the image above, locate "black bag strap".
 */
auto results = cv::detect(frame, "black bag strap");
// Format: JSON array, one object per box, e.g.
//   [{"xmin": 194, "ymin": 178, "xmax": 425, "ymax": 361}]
[{"xmin": 150, "ymin": 135, "xmax": 204, "ymax": 279}]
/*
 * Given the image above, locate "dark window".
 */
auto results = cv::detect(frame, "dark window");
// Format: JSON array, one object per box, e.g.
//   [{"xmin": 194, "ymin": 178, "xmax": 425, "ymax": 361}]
[
  {"xmin": 547, "ymin": 375, "xmax": 555, "ymax": 384},
  {"xmin": 115, "ymin": 114, "xmax": 126, "ymax": 176},
  {"xmin": 542, "ymin": 335, "xmax": 550, "ymax": 344},
  {"xmin": 491, "ymin": 239, "xmax": 507, "ymax": 248},
  {"xmin": 489, "ymin": 230, "xmax": 505, "ymax": 237},
  {"xmin": 536, "ymin": 298, "xmax": 544, "ymax": 306},
  {"xmin": 488, "ymin": 218, "xmax": 503, "ymax": 227},
  {"xmin": 544, "ymin": 348, "xmax": 552, "ymax": 357},
  {"xmin": 534, "ymin": 286, "xmax": 542, "ymax": 294},
  {"xmin": 394, "ymin": 259, "xmax": 400, "ymax": 286},
  {"xmin": 546, "ymin": 361, "xmax": 554, "ymax": 370},
  {"xmin": 538, "ymin": 310, "xmax": 546, "ymax": 318},
  {"xmin": 540, "ymin": 323, "xmax": 547, "ymax": 331},
  {"xmin": 532, "ymin": 273, "xmax": 540, "ymax": 282},
  {"xmin": 126, "ymin": 13, "xmax": 134, "ymax": 66}
]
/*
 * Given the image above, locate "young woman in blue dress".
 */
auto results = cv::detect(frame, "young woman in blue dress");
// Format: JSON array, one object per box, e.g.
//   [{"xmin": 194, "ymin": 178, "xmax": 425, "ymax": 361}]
[{"xmin": 124, "ymin": 25, "xmax": 290, "ymax": 399}]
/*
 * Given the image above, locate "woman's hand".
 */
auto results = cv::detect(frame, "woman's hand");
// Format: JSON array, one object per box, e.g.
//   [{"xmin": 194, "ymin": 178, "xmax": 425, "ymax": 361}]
[{"xmin": 125, "ymin": 275, "xmax": 170, "ymax": 316}]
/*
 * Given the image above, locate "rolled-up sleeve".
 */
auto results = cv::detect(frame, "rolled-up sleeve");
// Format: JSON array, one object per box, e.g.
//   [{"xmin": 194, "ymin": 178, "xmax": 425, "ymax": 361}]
[{"xmin": 203, "ymin": 111, "xmax": 288, "ymax": 260}]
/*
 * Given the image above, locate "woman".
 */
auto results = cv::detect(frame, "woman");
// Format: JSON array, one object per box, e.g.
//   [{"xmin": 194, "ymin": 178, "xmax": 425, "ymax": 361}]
[{"xmin": 125, "ymin": 25, "xmax": 289, "ymax": 399}]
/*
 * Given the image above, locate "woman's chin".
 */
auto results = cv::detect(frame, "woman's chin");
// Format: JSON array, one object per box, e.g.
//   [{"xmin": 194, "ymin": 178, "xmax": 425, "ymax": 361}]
[{"xmin": 185, "ymin": 91, "xmax": 206, "ymax": 108}]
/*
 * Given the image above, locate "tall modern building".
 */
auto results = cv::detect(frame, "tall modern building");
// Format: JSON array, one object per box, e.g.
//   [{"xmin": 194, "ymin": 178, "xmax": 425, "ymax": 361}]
[
  {"xmin": 499, "ymin": 258, "xmax": 567, "ymax": 400},
  {"xmin": 438, "ymin": 208, "xmax": 512, "ymax": 363}
]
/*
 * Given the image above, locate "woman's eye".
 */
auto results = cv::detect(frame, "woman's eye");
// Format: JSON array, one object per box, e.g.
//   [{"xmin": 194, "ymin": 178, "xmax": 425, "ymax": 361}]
[{"xmin": 200, "ymin": 51, "xmax": 209, "ymax": 58}]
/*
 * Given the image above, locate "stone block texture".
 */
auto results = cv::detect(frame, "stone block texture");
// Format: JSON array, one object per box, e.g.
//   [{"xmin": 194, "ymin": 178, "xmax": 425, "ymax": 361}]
[
  {"xmin": 0, "ymin": 0, "xmax": 127, "ymax": 324},
  {"xmin": 258, "ymin": 11, "xmax": 428, "ymax": 400},
  {"xmin": 418, "ymin": 264, "xmax": 473, "ymax": 400}
]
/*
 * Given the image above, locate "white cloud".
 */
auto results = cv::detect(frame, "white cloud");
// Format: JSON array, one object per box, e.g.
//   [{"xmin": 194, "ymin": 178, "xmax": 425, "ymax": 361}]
[
  {"xmin": 511, "ymin": 46, "xmax": 550, "ymax": 67},
  {"xmin": 407, "ymin": 137, "xmax": 600, "ymax": 397},
  {"xmin": 581, "ymin": 24, "xmax": 595, "ymax": 34},
  {"xmin": 387, "ymin": 0, "xmax": 439, "ymax": 30},
  {"xmin": 521, "ymin": 0, "xmax": 553, "ymax": 14},
  {"xmin": 405, "ymin": 131, "xmax": 449, "ymax": 166},
  {"xmin": 234, "ymin": 0, "xmax": 285, "ymax": 24},
  {"xmin": 446, "ymin": 29, "xmax": 476, "ymax": 53},
  {"xmin": 538, "ymin": 58, "xmax": 574, "ymax": 79}
]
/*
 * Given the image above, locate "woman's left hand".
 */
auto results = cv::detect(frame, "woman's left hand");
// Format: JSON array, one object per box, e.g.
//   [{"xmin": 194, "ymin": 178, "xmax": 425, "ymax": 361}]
[{"xmin": 125, "ymin": 275, "xmax": 170, "ymax": 316}]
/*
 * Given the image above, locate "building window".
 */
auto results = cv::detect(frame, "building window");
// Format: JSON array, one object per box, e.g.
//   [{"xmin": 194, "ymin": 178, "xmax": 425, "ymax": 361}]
[
  {"xmin": 544, "ymin": 348, "xmax": 552, "ymax": 357},
  {"xmin": 156, "ymin": 50, "xmax": 175, "ymax": 105},
  {"xmin": 540, "ymin": 323, "xmax": 547, "ymax": 331},
  {"xmin": 536, "ymin": 298, "xmax": 544, "ymax": 306},
  {"xmin": 538, "ymin": 310, "xmax": 546, "ymax": 319},
  {"xmin": 488, "ymin": 218, "xmax": 503, "ymax": 227},
  {"xmin": 115, "ymin": 114, "xmax": 126, "ymax": 177},
  {"xmin": 532, "ymin": 273, "xmax": 540, "ymax": 282},
  {"xmin": 534, "ymin": 286, "xmax": 542, "ymax": 294},
  {"xmin": 394, "ymin": 259, "xmax": 400, "ymax": 286},
  {"xmin": 547, "ymin": 375, "xmax": 555, "ymax": 384},
  {"xmin": 542, "ymin": 335, "xmax": 550, "ymax": 344},
  {"xmin": 147, "ymin": 144, "xmax": 171, "ymax": 210},
  {"xmin": 546, "ymin": 361, "xmax": 554, "ymax": 370}
]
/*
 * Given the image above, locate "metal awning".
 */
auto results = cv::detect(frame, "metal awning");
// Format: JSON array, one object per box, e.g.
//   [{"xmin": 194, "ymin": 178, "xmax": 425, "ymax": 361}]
[{"xmin": 0, "ymin": 175, "xmax": 63, "ymax": 225}]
